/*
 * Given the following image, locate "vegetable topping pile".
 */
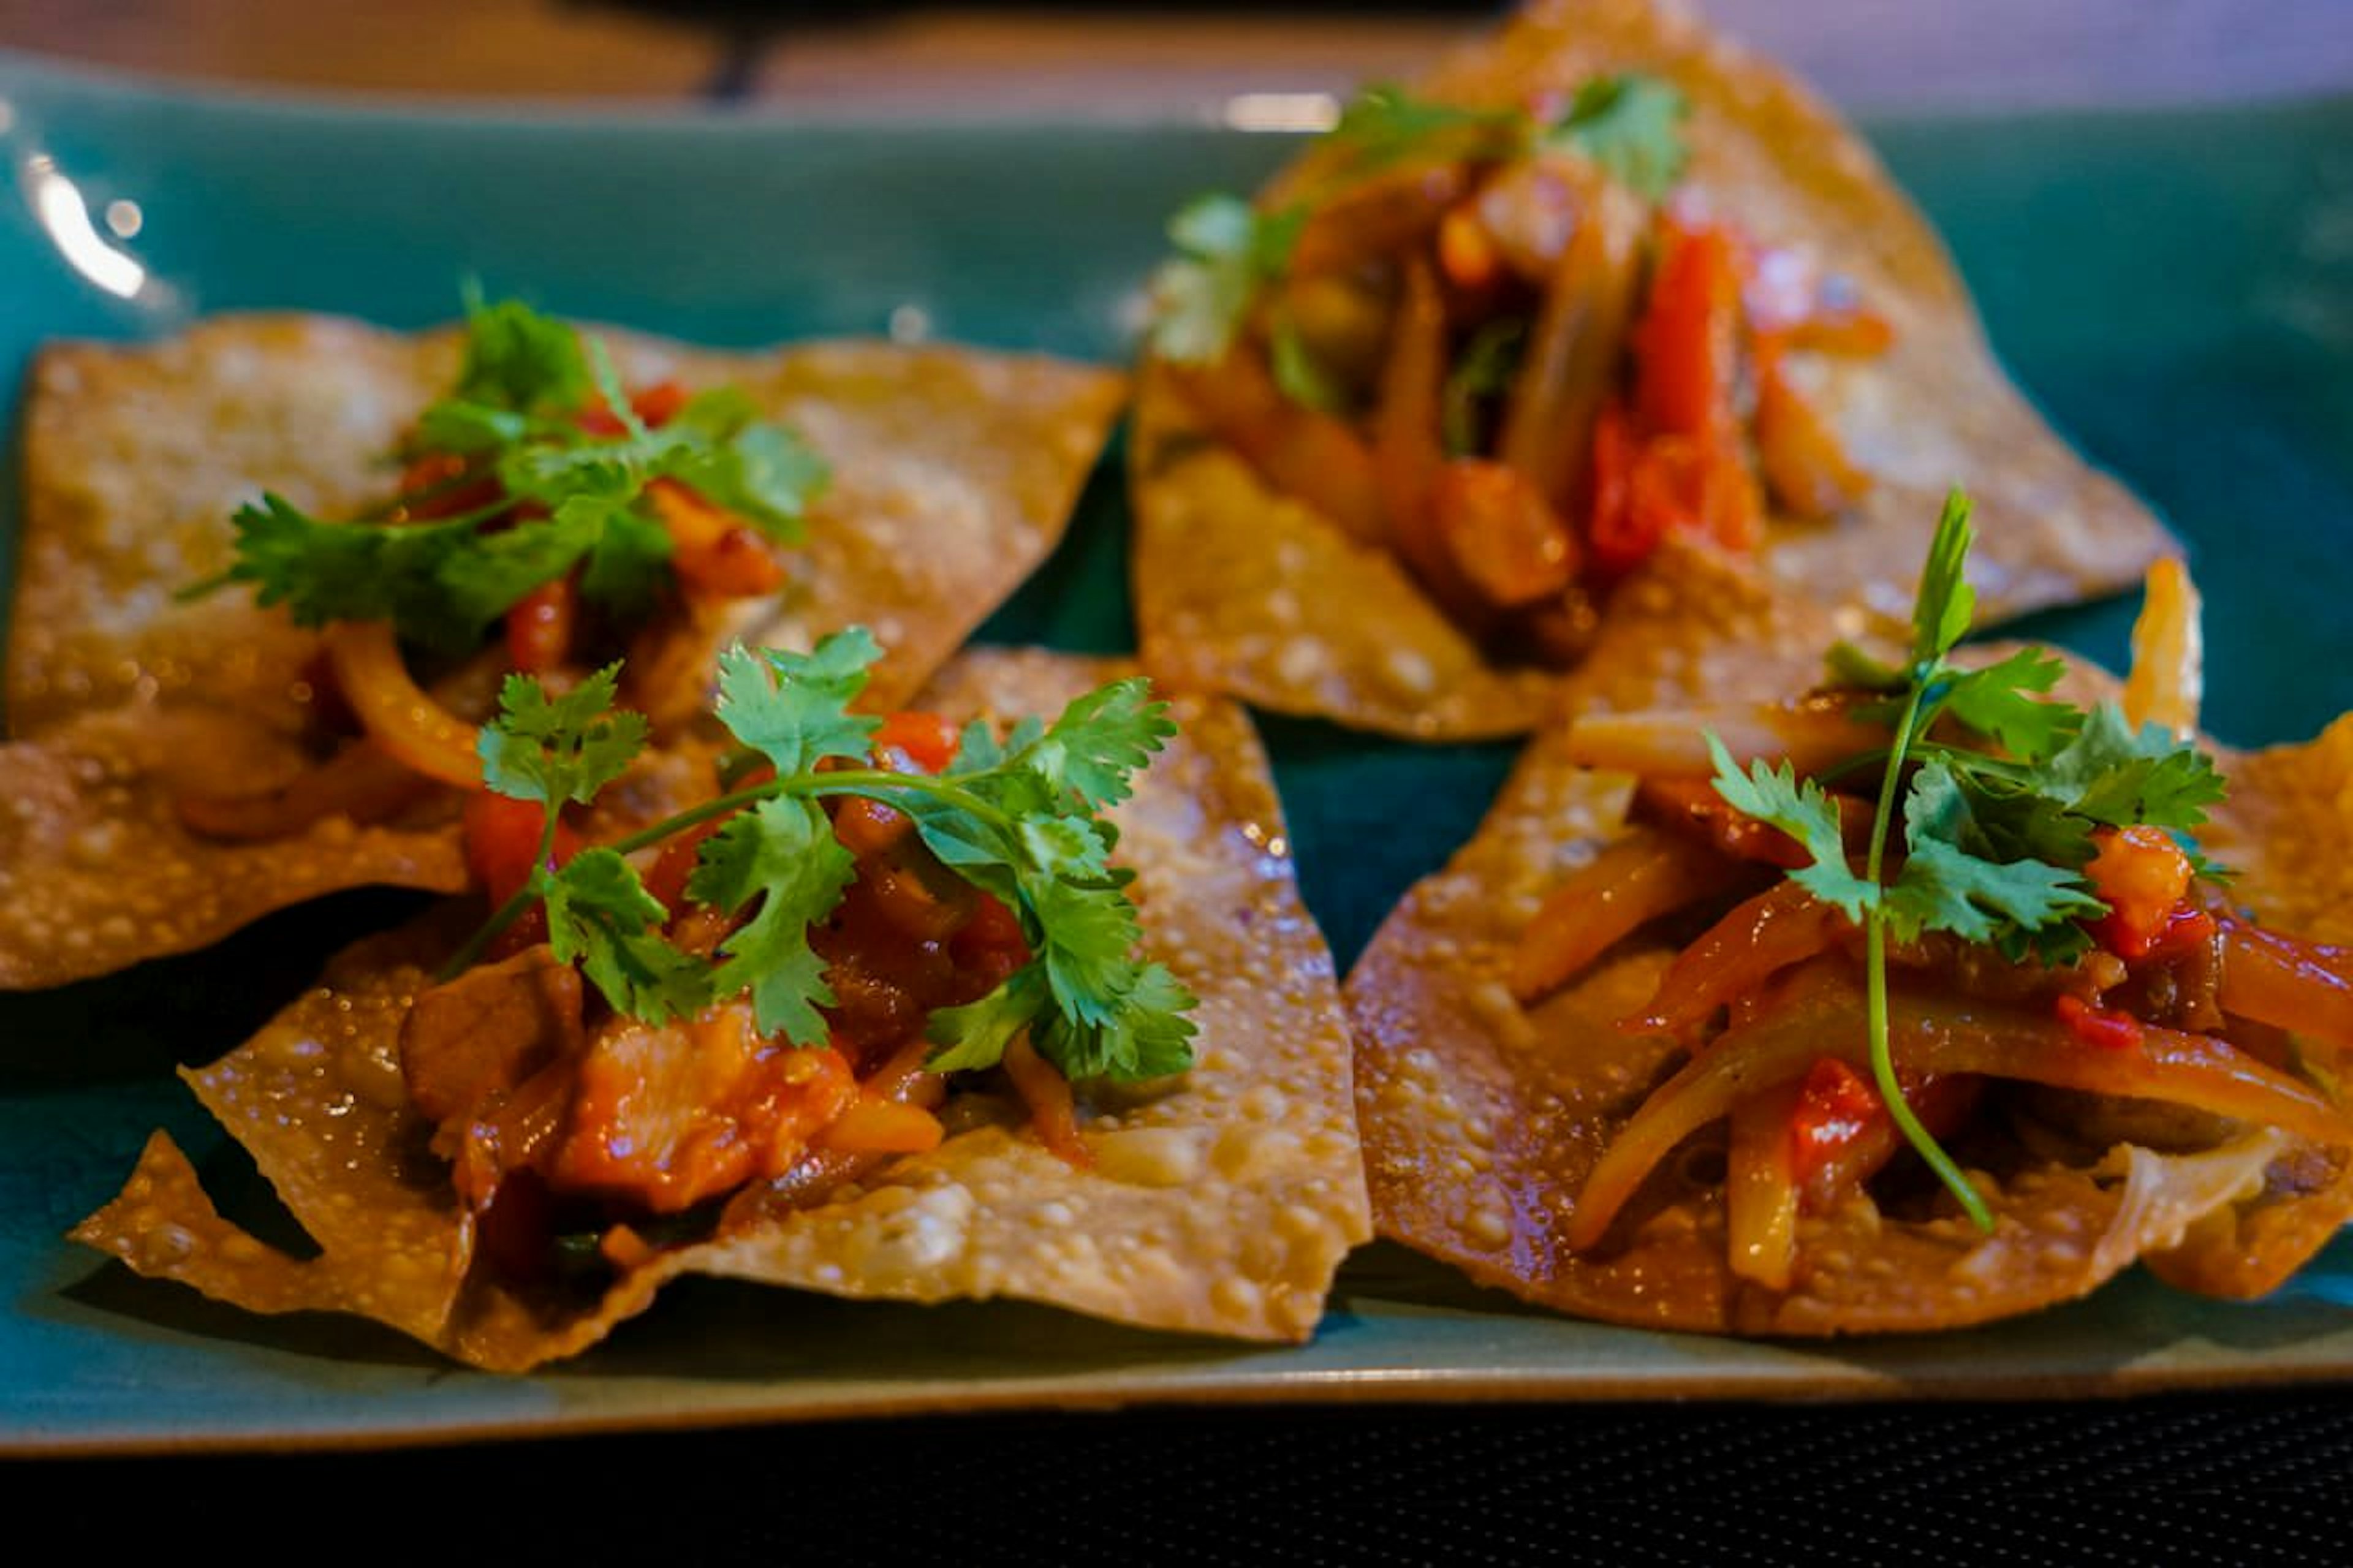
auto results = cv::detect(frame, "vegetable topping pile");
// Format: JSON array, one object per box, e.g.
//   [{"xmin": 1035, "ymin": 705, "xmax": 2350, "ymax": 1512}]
[
  {"xmin": 176, "ymin": 292, "xmax": 830, "ymax": 830},
  {"xmin": 1148, "ymin": 75, "xmax": 1889, "ymax": 665},
  {"xmin": 1514, "ymin": 493, "xmax": 2353, "ymax": 1290},
  {"xmin": 407, "ymin": 627, "xmax": 1196, "ymax": 1271}
]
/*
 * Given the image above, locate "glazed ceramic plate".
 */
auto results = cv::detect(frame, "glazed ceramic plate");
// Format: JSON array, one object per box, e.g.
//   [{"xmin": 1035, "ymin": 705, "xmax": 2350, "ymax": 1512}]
[{"xmin": 5, "ymin": 53, "xmax": 2352, "ymax": 1455}]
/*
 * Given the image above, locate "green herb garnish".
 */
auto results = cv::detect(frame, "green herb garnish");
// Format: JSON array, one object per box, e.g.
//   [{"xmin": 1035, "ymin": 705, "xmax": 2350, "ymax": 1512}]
[
  {"xmin": 194, "ymin": 292, "xmax": 829, "ymax": 652},
  {"xmin": 449, "ymin": 628, "xmax": 1198, "ymax": 1085},
  {"xmin": 1707, "ymin": 490, "xmax": 2227, "ymax": 1227},
  {"xmin": 1146, "ymin": 194, "xmax": 1307, "ymax": 367}
]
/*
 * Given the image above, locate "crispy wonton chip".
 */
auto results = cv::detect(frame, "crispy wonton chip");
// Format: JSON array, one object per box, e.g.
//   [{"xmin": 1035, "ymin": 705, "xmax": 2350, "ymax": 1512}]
[
  {"xmin": 73, "ymin": 650, "xmax": 1370, "ymax": 1368},
  {"xmin": 2, "ymin": 314, "xmax": 1125, "ymax": 988},
  {"xmin": 1347, "ymin": 548, "xmax": 2352, "ymax": 1334},
  {"xmin": 1131, "ymin": 0, "xmax": 2170, "ymax": 739}
]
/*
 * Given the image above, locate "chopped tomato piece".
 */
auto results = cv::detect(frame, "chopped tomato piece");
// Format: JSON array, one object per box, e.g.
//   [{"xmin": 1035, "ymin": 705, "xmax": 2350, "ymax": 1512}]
[
  {"xmin": 575, "ymin": 378, "xmax": 691, "ymax": 437},
  {"xmin": 874, "ymin": 711, "xmax": 961, "ymax": 774},
  {"xmin": 2086, "ymin": 825, "xmax": 2194, "ymax": 959},
  {"xmin": 649, "ymin": 479, "xmax": 786, "ymax": 600},
  {"xmin": 2056, "ymin": 993, "xmax": 2145, "ymax": 1051},
  {"xmin": 1787, "ymin": 1057, "xmax": 1881, "ymax": 1187}
]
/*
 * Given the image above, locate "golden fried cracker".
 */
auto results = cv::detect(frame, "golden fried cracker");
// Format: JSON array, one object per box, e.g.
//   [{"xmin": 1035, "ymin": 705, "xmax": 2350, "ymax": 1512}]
[
  {"xmin": 1347, "ymin": 550, "xmax": 2347, "ymax": 1333},
  {"xmin": 1131, "ymin": 0, "xmax": 2170, "ymax": 739},
  {"xmin": 74, "ymin": 651, "xmax": 1371, "ymax": 1368}
]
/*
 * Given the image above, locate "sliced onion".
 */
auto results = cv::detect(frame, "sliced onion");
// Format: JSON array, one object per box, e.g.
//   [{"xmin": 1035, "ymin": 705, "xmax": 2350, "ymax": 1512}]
[
  {"xmin": 1495, "ymin": 172, "xmax": 1641, "ymax": 507},
  {"xmin": 1626, "ymin": 882, "xmax": 1843, "ymax": 1042},
  {"xmin": 1725, "ymin": 1079, "xmax": 1802, "ymax": 1290},
  {"xmin": 324, "ymin": 619, "xmax": 487, "ymax": 789},
  {"xmin": 2221, "ymin": 915, "xmax": 2353, "ymax": 1056},
  {"xmin": 1566, "ymin": 961, "xmax": 2352, "ymax": 1250},
  {"xmin": 1511, "ymin": 829, "xmax": 1749, "ymax": 1004},
  {"xmin": 1564, "ymin": 694, "xmax": 1885, "ymax": 779}
]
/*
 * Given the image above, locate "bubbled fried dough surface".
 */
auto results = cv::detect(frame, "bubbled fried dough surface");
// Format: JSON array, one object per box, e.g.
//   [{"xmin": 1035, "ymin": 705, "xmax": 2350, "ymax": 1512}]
[{"xmin": 75, "ymin": 650, "xmax": 1371, "ymax": 1368}]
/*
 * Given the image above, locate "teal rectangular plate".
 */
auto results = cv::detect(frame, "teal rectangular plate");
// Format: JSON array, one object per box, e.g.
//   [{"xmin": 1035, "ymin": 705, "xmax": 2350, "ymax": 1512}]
[{"xmin": 4, "ymin": 56, "xmax": 2352, "ymax": 1453}]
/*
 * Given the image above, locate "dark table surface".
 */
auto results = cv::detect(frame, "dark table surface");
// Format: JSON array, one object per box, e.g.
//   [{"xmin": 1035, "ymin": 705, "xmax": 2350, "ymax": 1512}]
[{"xmin": 6, "ymin": 1, "xmax": 2353, "ymax": 1554}]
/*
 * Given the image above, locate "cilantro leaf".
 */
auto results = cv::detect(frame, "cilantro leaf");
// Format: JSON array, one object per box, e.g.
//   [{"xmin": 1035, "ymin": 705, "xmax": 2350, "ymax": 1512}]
[
  {"xmin": 1013, "ymin": 676, "xmax": 1180, "ymax": 812},
  {"xmin": 1707, "ymin": 736, "xmax": 1877, "ymax": 920},
  {"xmin": 1889, "ymin": 760, "xmax": 2104, "ymax": 956},
  {"xmin": 2041, "ymin": 702, "xmax": 2228, "ymax": 830},
  {"xmin": 1911, "ymin": 489, "xmax": 1977, "ymax": 665},
  {"xmin": 456, "ymin": 629, "xmax": 1197, "ymax": 1085},
  {"xmin": 688, "ymin": 797, "xmax": 858, "ymax": 1045},
  {"xmin": 218, "ymin": 492, "xmax": 574, "ymax": 653},
  {"xmin": 924, "ymin": 965, "xmax": 1052, "ymax": 1074},
  {"xmin": 206, "ymin": 292, "xmax": 829, "ymax": 651},
  {"xmin": 1545, "ymin": 73, "xmax": 1691, "ymax": 200},
  {"xmin": 713, "ymin": 632, "xmax": 884, "ymax": 776},
  {"xmin": 540, "ymin": 848, "xmax": 711, "ymax": 1023},
  {"xmin": 478, "ymin": 662, "xmax": 647, "ymax": 806},
  {"xmin": 1146, "ymin": 193, "xmax": 1306, "ymax": 364},
  {"xmin": 445, "ymin": 286, "xmax": 590, "ymax": 417},
  {"xmin": 1932, "ymin": 646, "xmax": 2074, "ymax": 761}
]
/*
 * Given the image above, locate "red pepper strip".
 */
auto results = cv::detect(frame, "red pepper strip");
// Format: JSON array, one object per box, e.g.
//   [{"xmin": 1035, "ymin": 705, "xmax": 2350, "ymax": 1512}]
[
  {"xmin": 2056, "ymin": 993, "xmax": 2145, "ymax": 1051},
  {"xmin": 1627, "ymin": 436, "xmax": 1764, "ymax": 553},
  {"xmin": 504, "ymin": 574, "xmax": 579, "ymax": 675},
  {"xmin": 1790, "ymin": 1056, "xmax": 1881, "ymax": 1168},
  {"xmin": 1792, "ymin": 1067, "xmax": 1982, "ymax": 1202},
  {"xmin": 1582, "ymin": 397, "xmax": 1654, "ymax": 576},
  {"xmin": 1567, "ymin": 960, "xmax": 2352, "ymax": 1250},
  {"xmin": 464, "ymin": 791, "xmax": 585, "ymax": 958},
  {"xmin": 1632, "ymin": 222, "xmax": 1745, "ymax": 442}
]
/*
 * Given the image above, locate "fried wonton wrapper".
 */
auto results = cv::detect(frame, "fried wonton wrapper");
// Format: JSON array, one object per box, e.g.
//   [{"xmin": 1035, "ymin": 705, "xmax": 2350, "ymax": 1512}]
[
  {"xmin": 74, "ymin": 650, "xmax": 1371, "ymax": 1367},
  {"xmin": 1131, "ymin": 0, "xmax": 2169, "ymax": 740},
  {"xmin": 1347, "ymin": 547, "xmax": 2353, "ymax": 1333},
  {"xmin": 1, "ymin": 314, "xmax": 1126, "ymax": 989}
]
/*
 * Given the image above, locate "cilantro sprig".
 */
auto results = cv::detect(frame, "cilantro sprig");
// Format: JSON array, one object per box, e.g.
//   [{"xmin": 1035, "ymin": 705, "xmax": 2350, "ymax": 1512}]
[
  {"xmin": 449, "ymin": 629, "xmax": 1198, "ymax": 1085},
  {"xmin": 1145, "ymin": 74, "xmax": 1689, "ymax": 381},
  {"xmin": 195, "ymin": 292, "xmax": 830, "ymax": 652},
  {"xmin": 1707, "ymin": 490, "xmax": 2227, "ymax": 1229}
]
